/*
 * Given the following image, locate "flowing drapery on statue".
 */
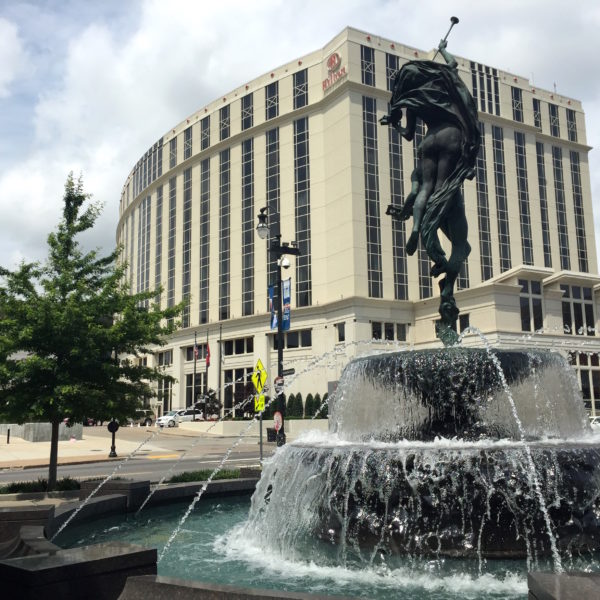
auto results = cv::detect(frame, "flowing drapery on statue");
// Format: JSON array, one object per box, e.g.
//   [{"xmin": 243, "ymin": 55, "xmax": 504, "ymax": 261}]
[{"xmin": 381, "ymin": 39, "xmax": 480, "ymax": 344}]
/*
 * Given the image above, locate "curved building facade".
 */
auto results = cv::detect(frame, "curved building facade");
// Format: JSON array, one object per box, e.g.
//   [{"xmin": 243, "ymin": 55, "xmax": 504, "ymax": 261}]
[{"xmin": 118, "ymin": 27, "xmax": 600, "ymax": 417}]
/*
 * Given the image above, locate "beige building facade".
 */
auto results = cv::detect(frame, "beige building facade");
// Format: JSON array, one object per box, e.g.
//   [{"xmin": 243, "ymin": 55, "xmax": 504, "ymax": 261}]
[{"xmin": 117, "ymin": 27, "xmax": 600, "ymax": 417}]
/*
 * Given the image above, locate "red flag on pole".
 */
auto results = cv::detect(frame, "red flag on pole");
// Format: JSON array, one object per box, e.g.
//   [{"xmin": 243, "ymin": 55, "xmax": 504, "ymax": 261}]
[{"xmin": 206, "ymin": 343, "xmax": 211, "ymax": 367}]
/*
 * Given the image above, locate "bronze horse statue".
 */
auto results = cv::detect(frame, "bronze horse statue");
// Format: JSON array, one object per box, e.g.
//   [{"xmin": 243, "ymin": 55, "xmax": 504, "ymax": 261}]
[{"xmin": 381, "ymin": 38, "xmax": 480, "ymax": 344}]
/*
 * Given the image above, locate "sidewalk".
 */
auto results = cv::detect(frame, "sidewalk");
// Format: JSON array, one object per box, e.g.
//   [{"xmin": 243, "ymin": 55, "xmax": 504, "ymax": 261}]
[{"xmin": 0, "ymin": 432, "xmax": 172, "ymax": 470}]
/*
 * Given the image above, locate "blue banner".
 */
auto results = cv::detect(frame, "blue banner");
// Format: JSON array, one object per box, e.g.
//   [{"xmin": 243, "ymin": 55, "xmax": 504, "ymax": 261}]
[
  {"xmin": 282, "ymin": 278, "xmax": 291, "ymax": 332},
  {"xmin": 268, "ymin": 285, "xmax": 277, "ymax": 330}
]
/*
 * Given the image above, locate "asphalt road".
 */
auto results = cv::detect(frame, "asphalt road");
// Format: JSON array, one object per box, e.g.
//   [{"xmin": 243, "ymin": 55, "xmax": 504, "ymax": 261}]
[{"xmin": 0, "ymin": 426, "xmax": 273, "ymax": 485}]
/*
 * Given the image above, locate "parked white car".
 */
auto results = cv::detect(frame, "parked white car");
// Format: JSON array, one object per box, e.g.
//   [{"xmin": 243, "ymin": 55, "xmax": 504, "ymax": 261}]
[
  {"xmin": 156, "ymin": 410, "xmax": 180, "ymax": 428},
  {"xmin": 176, "ymin": 408, "xmax": 203, "ymax": 422}
]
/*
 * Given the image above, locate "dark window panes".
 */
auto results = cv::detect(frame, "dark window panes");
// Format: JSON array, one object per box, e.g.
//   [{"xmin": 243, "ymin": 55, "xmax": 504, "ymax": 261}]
[
  {"xmin": 459, "ymin": 313, "xmax": 470, "ymax": 331},
  {"xmin": 397, "ymin": 323, "xmax": 407, "ymax": 342},
  {"xmin": 584, "ymin": 287, "xmax": 593, "ymax": 301},
  {"xmin": 372, "ymin": 322, "xmax": 382, "ymax": 340},
  {"xmin": 579, "ymin": 353, "xmax": 589, "ymax": 366},
  {"xmin": 337, "ymin": 322, "xmax": 345, "ymax": 343},
  {"xmin": 224, "ymin": 340, "xmax": 234, "ymax": 355},
  {"xmin": 574, "ymin": 303, "xmax": 584, "ymax": 335},
  {"xmin": 585, "ymin": 304, "xmax": 595, "ymax": 335},
  {"xmin": 246, "ymin": 337, "xmax": 254, "ymax": 353},
  {"xmin": 384, "ymin": 322, "xmax": 394, "ymax": 341},
  {"xmin": 560, "ymin": 284, "xmax": 570, "ymax": 298},
  {"xmin": 573, "ymin": 286, "xmax": 582, "ymax": 299},
  {"xmin": 520, "ymin": 296, "xmax": 531, "ymax": 332},
  {"xmin": 593, "ymin": 370, "xmax": 600, "ymax": 398},
  {"xmin": 591, "ymin": 353, "xmax": 600, "ymax": 367},
  {"xmin": 532, "ymin": 298, "xmax": 543, "ymax": 331},
  {"xmin": 287, "ymin": 331, "xmax": 299, "ymax": 348},
  {"xmin": 562, "ymin": 302, "xmax": 573, "ymax": 334},
  {"xmin": 301, "ymin": 329, "xmax": 312, "ymax": 347},
  {"xmin": 518, "ymin": 279, "xmax": 529, "ymax": 293},
  {"xmin": 235, "ymin": 339, "xmax": 245, "ymax": 354},
  {"xmin": 186, "ymin": 347, "xmax": 194, "ymax": 361},
  {"xmin": 581, "ymin": 370, "xmax": 591, "ymax": 399},
  {"xmin": 531, "ymin": 281, "xmax": 541, "ymax": 295}
]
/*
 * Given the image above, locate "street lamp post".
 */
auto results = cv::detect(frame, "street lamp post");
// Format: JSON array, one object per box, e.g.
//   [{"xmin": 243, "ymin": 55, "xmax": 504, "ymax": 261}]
[{"xmin": 256, "ymin": 207, "xmax": 300, "ymax": 446}]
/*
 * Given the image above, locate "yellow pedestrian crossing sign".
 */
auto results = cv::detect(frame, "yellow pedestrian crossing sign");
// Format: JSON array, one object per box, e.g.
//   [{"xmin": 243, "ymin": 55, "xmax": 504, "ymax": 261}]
[
  {"xmin": 254, "ymin": 394, "xmax": 265, "ymax": 412},
  {"xmin": 251, "ymin": 359, "xmax": 267, "ymax": 393}
]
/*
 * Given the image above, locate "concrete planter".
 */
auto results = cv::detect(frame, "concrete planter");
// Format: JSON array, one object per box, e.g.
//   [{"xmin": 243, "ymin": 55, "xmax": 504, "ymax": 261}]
[{"xmin": 79, "ymin": 480, "xmax": 150, "ymax": 512}]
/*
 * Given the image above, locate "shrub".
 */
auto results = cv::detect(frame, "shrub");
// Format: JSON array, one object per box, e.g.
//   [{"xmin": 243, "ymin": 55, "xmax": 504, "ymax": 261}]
[
  {"xmin": 286, "ymin": 393, "xmax": 296, "ymax": 415},
  {"xmin": 321, "ymin": 393, "xmax": 329, "ymax": 418},
  {"xmin": 0, "ymin": 476, "xmax": 80, "ymax": 494},
  {"xmin": 166, "ymin": 469, "xmax": 240, "ymax": 484},
  {"xmin": 304, "ymin": 393, "xmax": 314, "ymax": 418},
  {"xmin": 313, "ymin": 393, "xmax": 323, "ymax": 417}
]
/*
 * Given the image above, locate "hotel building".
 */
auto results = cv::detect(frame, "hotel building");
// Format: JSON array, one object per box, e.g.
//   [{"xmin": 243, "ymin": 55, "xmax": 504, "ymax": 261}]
[{"xmin": 117, "ymin": 27, "xmax": 600, "ymax": 417}]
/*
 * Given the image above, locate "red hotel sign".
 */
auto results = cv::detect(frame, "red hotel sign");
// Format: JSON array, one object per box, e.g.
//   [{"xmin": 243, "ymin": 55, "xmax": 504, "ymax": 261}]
[{"xmin": 322, "ymin": 52, "xmax": 347, "ymax": 92}]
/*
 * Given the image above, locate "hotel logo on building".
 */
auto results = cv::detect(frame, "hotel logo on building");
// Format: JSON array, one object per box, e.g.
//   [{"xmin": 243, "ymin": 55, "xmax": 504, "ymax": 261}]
[{"xmin": 322, "ymin": 52, "xmax": 347, "ymax": 92}]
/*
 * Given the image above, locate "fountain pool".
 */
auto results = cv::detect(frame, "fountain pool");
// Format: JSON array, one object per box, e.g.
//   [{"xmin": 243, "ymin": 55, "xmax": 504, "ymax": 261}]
[{"xmin": 56, "ymin": 496, "xmax": 539, "ymax": 599}]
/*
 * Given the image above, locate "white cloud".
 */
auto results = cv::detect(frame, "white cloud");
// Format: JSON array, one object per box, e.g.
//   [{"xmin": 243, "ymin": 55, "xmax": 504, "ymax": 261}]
[{"xmin": 0, "ymin": 18, "xmax": 28, "ymax": 98}]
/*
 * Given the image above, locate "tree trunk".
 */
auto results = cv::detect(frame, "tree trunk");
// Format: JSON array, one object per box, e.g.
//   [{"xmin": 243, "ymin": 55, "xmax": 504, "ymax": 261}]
[{"xmin": 48, "ymin": 420, "xmax": 59, "ymax": 491}]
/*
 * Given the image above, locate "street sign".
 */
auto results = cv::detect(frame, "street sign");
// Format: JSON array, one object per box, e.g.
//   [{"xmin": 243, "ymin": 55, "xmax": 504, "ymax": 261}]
[
  {"xmin": 282, "ymin": 368, "xmax": 295, "ymax": 376},
  {"xmin": 251, "ymin": 358, "xmax": 268, "ymax": 393},
  {"xmin": 273, "ymin": 411, "xmax": 283, "ymax": 432},
  {"xmin": 254, "ymin": 394, "xmax": 265, "ymax": 412}
]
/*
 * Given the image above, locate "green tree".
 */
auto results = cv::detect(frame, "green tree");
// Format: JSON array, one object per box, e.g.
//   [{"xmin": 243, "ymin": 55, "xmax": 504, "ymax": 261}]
[
  {"xmin": 321, "ymin": 393, "xmax": 329, "ymax": 418},
  {"xmin": 286, "ymin": 393, "xmax": 296, "ymax": 417},
  {"xmin": 313, "ymin": 393, "xmax": 322, "ymax": 418},
  {"xmin": 304, "ymin": 393, "xmax": 315, "ymax": 418},
  {"xmin": 0, "ymin": 175, "xmax": 182, "ymax": 490}
]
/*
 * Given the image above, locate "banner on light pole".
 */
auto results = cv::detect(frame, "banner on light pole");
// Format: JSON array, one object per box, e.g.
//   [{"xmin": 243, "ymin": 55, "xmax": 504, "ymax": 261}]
[
  {"xmin": 268, "ymin": 285, "xmax": 277, "ymax": 330},
  {"xmin": 282, "ymin": 278, "xmax": 291, "ymax": 332}
]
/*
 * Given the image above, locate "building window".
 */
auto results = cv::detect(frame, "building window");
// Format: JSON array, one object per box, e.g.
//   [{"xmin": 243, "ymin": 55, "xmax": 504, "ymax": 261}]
[
  {"xmin": 476, "ymin": 123, "xmax": 493, "ymax": 281},
  {"xmin": 241, "ymin": 93, "xmax": 253, "ymax": 131},
  {"xmin": 157, "ymin": 349, "xmax": 173, "ymax": 367},
  {"xmin": 169, "ymin": 137, "xmax": 177, "ymax": 169},
  {"xmin": 511, "ymin": 87, "xmax": 523, "ymax": 122},
  {"xmin": 566, "ymin": 108, "xmax": 578, "ymax": 142},
  {"xmin": 533, "ymin": 98, "xmax": 542, "ymax": 129},
  {"xmin": 200, "ymin": 116, "xmax": 210, "ymax": 151},
  {"xmin": 199, "ymin": 159, "xmax": 210, "ymax": 324},
  {"xmin": 335, "ymin": 322, "xmax": 345, "ymax": 343},
  {"xmin": 186, "ymin": 344, "xmax": 209, "ymax": 362},
  {"xmin": 223, "ymin": 337, "xmax": 254, "ymax": 356},
  {"xmin": 184, "ymin": 126, "xmax": 192, "ymax": 160},
  {"xmin": 294, "ymin": 118, "xmax": 312, "ymax": 307},
  {"xmin": 265, "ymin": 128, "xmax": 280, "ymax": 292},
  {"xmin": 535, "ymin": 142, "xmax": 552, "ymax": 268},
  {"xmin": 181, "ymin": 169, "xmax": 192, "ymax": 328},
  {"xmin": 186, "ymin": 373, "xmax": 206, "ymax": 406},
  {"xmin": 552, "ymin": 146, "xmax": 571, "ymax": 271},
  {"xmin": 219, "ymin": 104, "xmax": 230, "ymax": 141},
  {"xmin": 272, "ymin": 329, "xmax": 312, "ymax": 350},
  {"xmin": 154, "ymin": 185, "xmax": 163, "ymax": 305},
  {"xmin": 136, "ymin": 195, "xmax": 151, "ymax": 307},
  {"xmin": 549, "ymin": 103, "xmax": 560, "ymax": 137},
  {"xmin": 386, "ymin": 53, "xmax": 399, "ymax": 91},
  {"xmin": 371, "ymin": 321, "xmax": 409, "ymax": 342},
  {"xmin": 388, "ymin": 101, "xmax": 407, "ymax": 300},
  {"xmin": 265, "ymin": 82, "xmax": 279, "ymax": 120},
  {"xmin": 167, "ymin": 177, "xmax": 177, "ymax": 310},
  {"xmin": 241, "ymin": 139, "xmax": 254, "ymax": 316},
  {"xmin": 562, "ymin": 285, "xmax": 595, "ymax": 336},
  {"xmin": 492, "ymin": 125, "xmax": 511, "ymax": 272},
  {"xmin": 157, "ymin": 138, "xmax": 163, "ymax": 177},
  {"xmin": 293, "ymin": 69, "xmax": 308, "ymax": 110},
  {"xmin": 472, "ymin": 63, "xmax": 500, "ymax": 115},
  {"xmin": 361, "ymin": 45, "xmax": 375, "ymax": 87},
  {"xmin": 223, "ymin": 367, "xmax": 254, "ymax": 415},
  {"xmin": 514, "ymin": 132, "xmax": 533, "ymax": 265},
  {"xmin": 158, "ymin": 379, "xmax": 172, "ymax": 413},
  {"xmin": 219, "ymin": 149, "xmax": 231, "ymax": 321},
  {"xmin": 569, "ymin": 151, "xmax": 588, "ymax": 273},
  {"xmin": 362, "ymin": 96, "xmax": 382, "ymax": 298},
  {"xmin": 569, "ymin": 352, "xmax": 600, "ymax": 415},
  {"xmin": 129, "ymin": 212, "xmax": 135, "ymax": 290},
  {"xmin": 519, "ymin": 279, "xmax": 543, "ymax": 332},
  {"xmin": 459, "ymin": 313, "xmax": 470, "ymax": 332}
]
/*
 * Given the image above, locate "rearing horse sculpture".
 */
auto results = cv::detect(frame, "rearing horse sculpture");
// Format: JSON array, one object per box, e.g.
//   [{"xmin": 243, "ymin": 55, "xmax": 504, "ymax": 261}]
[{"xmin": 381, "ymin": 38, "xmax": 480, "ymax": 344}]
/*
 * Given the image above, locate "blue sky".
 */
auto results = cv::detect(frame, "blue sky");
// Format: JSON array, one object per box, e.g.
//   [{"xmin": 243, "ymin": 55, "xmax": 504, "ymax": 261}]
[{"xmin": 0, "ymin": 0, "xmax": 599, "ymax": 270}]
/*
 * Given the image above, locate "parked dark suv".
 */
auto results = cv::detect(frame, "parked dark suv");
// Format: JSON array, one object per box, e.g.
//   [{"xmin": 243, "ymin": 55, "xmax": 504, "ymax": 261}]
[{"xmin": 127, "ymin": 409, "xmax": 155, "ymax": 427}]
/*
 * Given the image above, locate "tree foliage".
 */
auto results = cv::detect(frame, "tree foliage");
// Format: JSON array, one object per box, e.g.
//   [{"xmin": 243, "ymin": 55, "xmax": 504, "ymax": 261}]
[{"xmin": 0, "ymin": 175, "xmax": 182, "ymax": 486}]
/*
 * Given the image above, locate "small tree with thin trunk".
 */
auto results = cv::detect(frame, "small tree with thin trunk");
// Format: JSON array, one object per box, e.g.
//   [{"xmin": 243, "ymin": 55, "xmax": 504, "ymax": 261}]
[{"xmin": 0, "ymin": 175, "xmax": 182, "ymax": 490}]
